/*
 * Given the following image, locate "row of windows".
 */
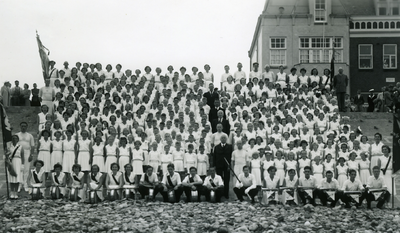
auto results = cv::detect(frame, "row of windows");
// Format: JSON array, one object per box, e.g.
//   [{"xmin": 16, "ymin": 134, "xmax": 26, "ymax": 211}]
[
  {"xmin": 269, "ymin": 37, "xmax": 343, "ymax": 66},
  {"xmin": 359, "ymin": 44, "xmax": 397, "ymax": 69}
]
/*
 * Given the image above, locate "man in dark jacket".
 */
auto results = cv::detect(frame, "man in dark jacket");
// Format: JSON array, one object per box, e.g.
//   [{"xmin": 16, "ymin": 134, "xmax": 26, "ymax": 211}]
[
  {"xmin": 211, "ymin": 110, "xmax": 230, "ymax": 135},
  {"xmin": 367, "ymin": 89, "xmax": 376, "ymax": 112},
  {"xmin": 203, "ymin": 83, "xmax": 219, "ymax": 109},
  {"xmin": 213, "ymin": 135, "xmax": 233, "ymax": 198},
  {"xmin": 333, "ymin": 67, "xmax": 349, "ymax": 112},
  {"xmin": 353, "ymin": 89, "xmax": 365, "ymax": 112}
]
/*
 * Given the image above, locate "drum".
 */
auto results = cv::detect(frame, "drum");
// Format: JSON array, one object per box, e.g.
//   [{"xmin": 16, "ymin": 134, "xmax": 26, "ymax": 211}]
[
  {"xmin": 70, "ymin": 187, "xmax": 79, "ymax": 201},
  {"xmin": 168, "ymin": 190, "xmax": 176, "ymax": 203},
  {"xmin": 109, "ymin": 189, "xmax": 119, "ymax": 201},
  {"xmin": 88, "ymin": 190, "xmax": 98, "ymax": 204},
  {"xmin": 123, "ymin": 185, "xmax": 136, "ymax": 199},
  {"xmin": 261, "ymin": 188, "xmax": 279, "ymax": 205},
  {"xmin": 190, "ymin": 190, "xmax": 198, "ymax": 202},
  {"xmin": 32, "ymin": 187, "xmax": 42, "ymax": 200},
  {"xmin": 50, "ymin": 186, "xmax": 61, "ymax": 200},
  {"xmin": 149, "ymin": 188, "xmax": 154, "ymax": 199},
  {"xmin": 210, "ymin": 190, "xmax": 216, "ymax": 203}
]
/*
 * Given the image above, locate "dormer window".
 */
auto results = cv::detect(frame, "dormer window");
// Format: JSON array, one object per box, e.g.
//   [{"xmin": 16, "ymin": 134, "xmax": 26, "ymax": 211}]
[{"xmin": 315, "ymin": 0, "xmax": 327, "ymax": 22}]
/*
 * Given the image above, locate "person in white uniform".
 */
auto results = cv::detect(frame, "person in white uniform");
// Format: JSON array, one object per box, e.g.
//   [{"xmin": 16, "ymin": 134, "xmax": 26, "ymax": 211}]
[{"xmin": 16, "ymin": 122, "xmax": 35, "ymax": 192}]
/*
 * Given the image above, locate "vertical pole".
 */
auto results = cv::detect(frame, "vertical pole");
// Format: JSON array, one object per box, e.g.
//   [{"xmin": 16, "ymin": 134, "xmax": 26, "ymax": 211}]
[
  {"xmin": 0, "ymin": 105, "xmax": 10, "ymax": 199},
  {"xmin": 392, "ymin": 177, "xmax": 395, "ymax": 209}
]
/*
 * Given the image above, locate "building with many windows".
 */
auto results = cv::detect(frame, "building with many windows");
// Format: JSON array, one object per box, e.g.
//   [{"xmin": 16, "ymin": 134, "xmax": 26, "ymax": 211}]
[
  {"xmin": 249, "ymin": 0, "xmax": 400, "ymax": 96},
  {"xmin": 348, "ymin": 0, "xmax": 400, "ymax": 95}
]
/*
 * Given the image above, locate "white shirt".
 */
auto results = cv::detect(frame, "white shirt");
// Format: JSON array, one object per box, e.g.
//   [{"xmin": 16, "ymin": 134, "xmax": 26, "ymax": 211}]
[
  {"xmin": 203, "ymin": 175, "xmax": 224, "ymax": 187},
  {"xmin": 161, "ymin": 172, "xmax": 181, "ymax": 186},
  {"xmin": 182, "ymin": 174, "xmax": 203, "ymax": 184},
  {"xmin": 235, "ymin": 173, "xmax": 257, "ymax": 189},
  {"xmin": 299, "ymin": 176, "xmax": 317, "ymax": 188},
  {"xmin": 366, "ymin": 176, "xmax": 387, "ymax": 189}
]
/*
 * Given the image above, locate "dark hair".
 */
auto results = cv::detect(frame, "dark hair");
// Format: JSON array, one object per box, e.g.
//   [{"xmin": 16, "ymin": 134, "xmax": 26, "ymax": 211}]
[
  {"xmin": 304, "ymin": 166, "xmax": 312, "ymax": 171},
  {"xmin": 374, "ymin": 133, "xmax": 382, "ymax": 140},
  {"xmin": 91, "ymin": 164, "xmax": 100, "ymax": 172},
  {"xmin": 325, "ymin": 170, "xmax": 333, "ymax": 175},
  {"xmin": 110, "ymin": 162, "xmax": 120, "ymax": 170},
  {"xmin": 348, "ymin": 169, "xmax": 357, "ymax": 175},
  {"xmin": 242, "ymin": 165, "xmax": 249, "ymax": 171},
  {"xmin": 189, "ymin": 166, "xmax": 197, "ymax": 172},
  {"xmin": 53, "ymin": 163, "xmax": 63, "ymax": 170},
  {"xmin": 20, "ymin": 122, "xmax": 28, "ymax": 126},
  {"xmin": 267, "ymin": 166, "xmax": 277, "ymax": 172},
  {"xmin": 382, "ymin": 145, "xmax": 391, "ymax": 153},
  {"xmin": 72, "ymin": 164, "xmax": 81, "ymax": 171},
  {"xmin": 34, "ymin": 160, "xmax": 44, "ymax": 167},
  {"xmin": 124, "ymin": 164, "xmax": 133, "ymax": 170},
  {"xmin": 372, "ymin": 166, "xmax": 380, "ymax": 171},
  {"xmin": 167, "ymin": 163, "xmax": 175, "ymax": 169},
  {"xmin": 146, "ymin": 166, "xmax": 153, "ymax": 171}
]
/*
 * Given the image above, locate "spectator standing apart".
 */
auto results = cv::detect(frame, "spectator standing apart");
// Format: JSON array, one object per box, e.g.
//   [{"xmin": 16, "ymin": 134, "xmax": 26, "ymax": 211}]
[
  {"xmin": 203, "ymin": 83, "xmax": 219, "ymax": 109},
  {"xmin": 233, "ymin": 62, "xmax": 246, "ymax": 84},
  {"xmin": 249, "ymin": 62, "xmax": 262, "ymax": 83},
  {"xmin": 39, "ymin": 79, "xmax": 55, "ymax": 114},
  {"xmin": 353, "ymin": 90, "xmax": 365, "ymax": 112},
  {"xmin": 22, "ymin": 84, "xmax": 31, "ymax": 106},
  {"xmin": 61, "ymin": 61, "xmax": 71, "ymax": 78},
  {"xmin": 0, "ymin": 81, "xmax": 11, "ymax": 106},
  {"xmin": 333, "ymin": 67, "xmax": 349, "ymax": 112},
  {"xmin": 48, "ymin": 61, "xmax": 58, "ymax": 87},
  {"xmin": 262, "ymin": 65, "xmax": 275, "ymax": 83},
  {"xmin": 367, "ymin": 89, "xmax": 376, "ymax": 112},
  {"xmin": 10, "ymin": 80, "xmax": 22, "ymax": 106},
  {"xmin": 16, "ymin": 122, "xmax": 35, "ymax": 192},
  {"xmin": 220, "ymin": 65, "xmax": 231, "ymax": 90}
]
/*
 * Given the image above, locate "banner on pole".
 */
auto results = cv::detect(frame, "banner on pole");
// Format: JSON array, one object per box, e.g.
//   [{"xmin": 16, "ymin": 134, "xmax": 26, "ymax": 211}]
[
  {"xmin": 0, "ymin": 103, "xmax": 12, "ymax": 154},
  {"xmin": 36, "ymin": 32, "xmax": 50, "ymax": 80}
]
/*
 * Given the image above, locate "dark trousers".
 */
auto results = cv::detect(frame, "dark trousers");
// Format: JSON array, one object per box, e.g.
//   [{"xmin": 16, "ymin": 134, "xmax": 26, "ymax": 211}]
[
  {"xmin": 138, "ymin": 184, "xmax": 163, "ymax": 199},
  {"xmin": 337, "ymin": 92, "xmax": 346, "ymax": 112},
  {"xmin": 11, "ymin": 96, "xmax": 20, "ymax": 106},
  {"xmin": 216, "ymin": 167, "xmax": 230, "ymax": 198},
  {"xmin": 233, "ymin": 187, "xmax": 259, "ymax": 201},
  {"xmin": 204, "ymin": 187, "xmax": 224, "ymax": 202},
  {"xmin": 183, "ymin": 185, "xmax": 203, "ymax": 202},
  {"xmin": 318, "ymin": 190, "xmax": 340, "ymax": 207},
  {"xmin": 366, "ymin": 191, "xmax": 390, "ymax": 208},
  {"xmin": 160, "ymin": 186, "xmax": 183, "ymax": 203},
  {"xmin": 340, "ymin": 191, "xmax": 367, "ymax": 207},
  {"xmin": 298, "ymin": 189, "xmax": 319, "ymax": 205}
]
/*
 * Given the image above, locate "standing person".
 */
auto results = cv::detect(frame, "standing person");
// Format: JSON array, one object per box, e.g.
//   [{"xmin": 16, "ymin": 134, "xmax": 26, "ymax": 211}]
[
  {"xmin": 0, "ymin": 81, "xmax": 10, "ymax": 106},
  {"xmin": 22, "ymin": 84, "xmax": 31, "ymax": 106},
  {"xmin": 39, "ymin": 79, "xmax": 55, "ymax": 114},
  {"xmin": 333, "ymin": 67, "xmax": 349, "ymax": 112},
  {"xmin": 10, "ymin": 80, "xmax": 22, "ymax": 106},
  {"xmin": 231, "ymin": 141, "xmax": 249, "ymax": 184},
  {"xmin": 6, "ymin": 135, "xmax": 24, "ymax": 199},
  {"xmin": 16, "ymin": 122, "xmax": 35, "ymax": 192},
  {"xmin": 367, "ymin": 89, "xmax": 376, "ymax": 112},
  {"xmin": 213, "ymin": 135, "xmax": 233, "ymax": 198},
  {"xmin": 233, "ymin": 62, "xmax": 246, "ymax": 83},
  {"xmin": 249, "ymin": 62, "xmax": 262, "ymax": 83},
  {"xmin": 31, "ymin": 83, "xmax": 41, "ymax": 107},
  {"xmin": 48, "ymin": 60, "xmax": 59, "ymax": 87},
  {"xmin": 203, "ymin": 64, "xmax": 214, "ymax": 87},
  {"xmin": 61, "ymin": 61, "xmax": 71, "ymax": 78},
  {"xmin": 203, "ymin": 83, "xmax": 219, "ymax": 109},
  {"xmin": 233, "ymin": 165, "xmax": 259, "ymax": 203},
  {"xmin": 220, "ymin": 65, "xmax": 232, "ymax": 90},
  {"xmin": 262, "ymin": 65, "xmax": 275, "ymax": 83}
]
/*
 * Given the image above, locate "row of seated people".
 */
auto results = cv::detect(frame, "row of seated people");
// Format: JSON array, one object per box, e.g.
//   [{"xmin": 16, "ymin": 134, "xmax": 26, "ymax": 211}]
[{"xmin": 26, "ymin": 159, "xmax": 391, "ymax": 209}]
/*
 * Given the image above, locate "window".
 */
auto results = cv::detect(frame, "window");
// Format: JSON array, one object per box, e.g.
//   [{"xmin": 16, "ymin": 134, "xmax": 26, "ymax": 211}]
[
  {"xmin": 315, "ymin": 0, "xmax": 327, "ymax": 22},
  {"xmin": 359, "ymin": 45, "xmax": 373, "ymax": 69},
  {"xmin": 383, "ymin": 44, "xmax": 397, "ymax": 69},
  {"xmin": 379, "ymin": 7, "xmax": 387, "ymax": 15},
  {"xmin": 299, "ymin": 37, "xmax": 343, "ymax": 63},
  {"xmin": 270, "ymin": 38, "xmax": 286, "ymax": 65},
  {"xmin": 393, "ymin": 7, "xmax": 399, "ymax": 15}
]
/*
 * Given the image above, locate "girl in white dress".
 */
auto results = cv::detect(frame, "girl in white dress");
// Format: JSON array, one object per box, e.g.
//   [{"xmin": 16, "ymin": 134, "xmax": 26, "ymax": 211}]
[
  {"xmin": 87, "ymin": 164, "xmax": 104, "ymax": 201},
  {"xmin": 77, "ymin": 130, "xmax": 91, "ymax": 172},
  {"xmin": 131, "ymin": 141, "xmax": 145, "ymax": 175},
  {"xmin": 37, "ymin": 105, "xmax": 49, "ymax": 132},
  {"xmin": 62, "ymin": 130, "xmax": 76, "ymax": 173},
  {"xmin": 274, "ymin": 151, "xmax": 286, "ymax": 185},
  {"xmin": 337, "ymin": 143, "xmax": 350, "ymax": 161},
  {"xmin": 50, "ymin": 131, "xmax": 63, "ymax": 169},
  {"xmin": 346, "ymin": 152, "xmax": 360, "ymax": 180},
  {"xmin": 378, "ymin": 145, "xmax": 395, "ymax": 194},
  {"xmin": 7, "ymin": 135, "xmax": 24, "ymax": 199},
  {"xmin": 336, "ymin": 157, "xmax": 348, "ymax": 188},
  {"xmin": 50, "ymin": 163, "xmax": 67, "ymax": 198},
  {"xmin": 160, "ymin": 144, "xmax": 173, "ymax": 174},
  {"xmin": 37, "ymin": 130, "xmax": 52, "ymax": 173},
  {"xmin": 358, "ymin": 152, "xmax": 371, "ymax": 185},
  {"xmin": 173, "ymin": 141, "xmax": 185, "ymax": 172},
  {"xmin": 197, "ymin": 145, "xmax": 209, "ymax": 177},
  {"xmin": 284, "ymin": 152, "xmax": 298, "ymax": 177},
  {"xmin": 105, "ymin": 163, "xmax": 123, "ymax": 200},
  {"xmin": 27, "ymin": 160, "xmax": 46, "ymax": 198},
  {"xmin": 105, "ymin": 137, "xmax": 118, "ymax": 174},
  {"xmin": 250, "ymin": 152, "xmax": 262, "ymax": 186},
  {"xmin": 69, "ymin": 164, "xmax": 85, "ymax": 200},
  {"xmin": 184, "ymin": 144, "xmax": 197, "ymax": 172},
  {"xmin": 370, "ymin": 133, "xmax": 384, "ymax": 171},
  {"xmin": 118, "ymin": 137, "xmax": 131, "ymax": 170},
  {"xmin": 91, "ymin": 136, "xmax": 105, "ymax": 173},
  {"xmin": 148, "ymin": 142, "xmax": 161, "ymax": 174},
  {"xmin": 359, "ymin": 136, "xmax": 371, "ymax": 153},
  {"xmin": 298, "ymin": 151, "xmax": 311, "ymax": 178},
  {"xmin": 309, "ymin": 143, "xmax": 321, "ymax": 161},
  {"xmin": 263, "ymin": 151, "xmax": 275, "ymax": 178},
  {"xmin": 312, "ymin": 156, "xmax": 324, "ymax": 186},
  {"xmin": 323, "ymin": 154, "xmax": 335, "ymax": 178}
]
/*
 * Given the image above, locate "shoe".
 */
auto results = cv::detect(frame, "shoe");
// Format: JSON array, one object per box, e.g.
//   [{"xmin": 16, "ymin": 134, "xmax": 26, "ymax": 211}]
[
  {"xmin": 17, "ymin": 186, "xmax": 21, "ymax": 193},
  {"xmin": 14, "ymin": 194, "xmax": 18, "ymax": 199}
]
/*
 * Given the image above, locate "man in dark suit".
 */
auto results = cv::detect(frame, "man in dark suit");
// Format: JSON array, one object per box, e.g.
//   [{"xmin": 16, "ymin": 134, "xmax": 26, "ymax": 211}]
[
  {"xmin": 367, "ymin": 89, "xmax": 377, "ymax": 112},
  {"xmin": 213, "ymin": 135, "xmax": 233, "ymax": 198},
  {"xmin": 203, "ymin": 83, "xmax": 219, "ymax": 109},
  {"xmin": 211, "ymin": 110, "xmax": 230, "ymax": 135},
  {"xmin": 209, "ymin": 99, "xmax": 226, "ymax": 122},
  {"xmin": 353, "ymin": 89, "xmax": 365, "ymax": 112},
  {"xmin": 333, "ymin": 67, "xmax": 349, "ymax": 112}
]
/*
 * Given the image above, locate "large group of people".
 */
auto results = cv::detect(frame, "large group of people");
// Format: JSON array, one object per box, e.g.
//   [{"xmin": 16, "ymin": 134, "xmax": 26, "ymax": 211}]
[
  {"xmin": 0, "ymin": 80, "xmax": 41, "ymax": 107},
  {"xmin": 4, "ymin": 61, "xmax": 394, "ymax": 209}
]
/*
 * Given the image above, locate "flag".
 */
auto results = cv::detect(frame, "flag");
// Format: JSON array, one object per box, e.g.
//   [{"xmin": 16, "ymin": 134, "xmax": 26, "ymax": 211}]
[
  {"xmin": 393, "ymin": 114, "xmax": 400, "ymax": 174},
  {"xmin": 0, "ymin": 103, "xmax": 12, "ymax": 154},
  {"xmin": 36, "ymin": 32, "xmax": 50, "ymax": 80},
  {"xmin": 329, "ymin": 43, "xmax": 335, "ymax": 84}
]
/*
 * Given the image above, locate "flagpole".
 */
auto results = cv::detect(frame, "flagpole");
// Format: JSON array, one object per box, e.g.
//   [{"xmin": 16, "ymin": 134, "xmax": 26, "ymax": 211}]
[{"xmin": 0, "ymin": 104, "xmax": 10, "ymax": 199}]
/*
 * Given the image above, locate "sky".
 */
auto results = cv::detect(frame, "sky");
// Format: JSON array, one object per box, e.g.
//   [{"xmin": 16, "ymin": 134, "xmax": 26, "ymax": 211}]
[{"xmin": 0, "ymin": 0, "xmax": 265, "ymax": 88}]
